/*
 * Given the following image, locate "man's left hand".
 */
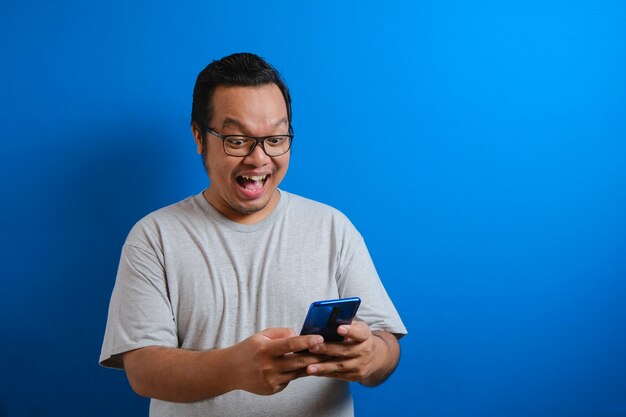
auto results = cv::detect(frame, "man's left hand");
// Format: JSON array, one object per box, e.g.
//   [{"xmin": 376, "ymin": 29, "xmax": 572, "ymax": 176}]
[{"xmin": 304, "ymin": 321, "xmax": 399, "ymax": 386}]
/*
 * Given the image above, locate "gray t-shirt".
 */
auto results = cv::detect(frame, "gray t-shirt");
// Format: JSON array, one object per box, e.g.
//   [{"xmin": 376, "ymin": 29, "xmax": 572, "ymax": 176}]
[{"xmin": 100, "ymin": 190, "xmax": 406, "ymax": 417}]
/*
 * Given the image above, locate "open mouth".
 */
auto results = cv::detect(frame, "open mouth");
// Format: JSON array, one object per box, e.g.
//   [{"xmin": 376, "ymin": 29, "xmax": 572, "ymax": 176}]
[{"xmin": 236, "ymin": 174, "xmax": 269, "ymax": 194}]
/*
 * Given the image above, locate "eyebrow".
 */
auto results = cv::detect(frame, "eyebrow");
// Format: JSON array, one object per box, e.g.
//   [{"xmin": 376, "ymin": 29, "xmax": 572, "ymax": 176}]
[{"xmin": 221, "ymin": 117, "xmax": 289, "ymax": 131}]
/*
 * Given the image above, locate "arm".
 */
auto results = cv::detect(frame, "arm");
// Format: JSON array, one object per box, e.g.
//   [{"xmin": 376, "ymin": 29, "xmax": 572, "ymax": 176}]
[
  {"xmin": 123, "ymin": 328, "xmax": 324, "ymax": 402},
  {"xmin": 304, "ymin": 321, "xmax": 401, "ymax": 386}
]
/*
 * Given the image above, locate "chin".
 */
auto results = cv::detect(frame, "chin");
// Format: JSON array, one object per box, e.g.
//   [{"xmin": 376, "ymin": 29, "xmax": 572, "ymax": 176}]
[{"xmin": 231, "ymin": 198, "xmax": 271, "ymax": 214}]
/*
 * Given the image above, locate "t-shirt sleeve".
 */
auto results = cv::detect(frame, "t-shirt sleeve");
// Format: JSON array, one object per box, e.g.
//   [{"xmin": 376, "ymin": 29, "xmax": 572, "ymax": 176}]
[
  {"xmin": 99, "ymin": 225, "xmax": 178, "ymax": 369},
  {"xmin": 335, "ymin": 221, "xmax": 407, "ymax": 338}
]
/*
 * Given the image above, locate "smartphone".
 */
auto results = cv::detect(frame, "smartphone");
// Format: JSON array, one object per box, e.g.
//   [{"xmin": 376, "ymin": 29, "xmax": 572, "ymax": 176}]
[{"xmin": 299, "ymin": 297, "xmax": 361, "ymax": 342}]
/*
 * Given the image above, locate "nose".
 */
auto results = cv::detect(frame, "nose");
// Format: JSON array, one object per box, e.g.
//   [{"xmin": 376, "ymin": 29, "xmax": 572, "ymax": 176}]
[{"xmin": 242, "ymin": 140, "xmax": 271, "ymax": 166}]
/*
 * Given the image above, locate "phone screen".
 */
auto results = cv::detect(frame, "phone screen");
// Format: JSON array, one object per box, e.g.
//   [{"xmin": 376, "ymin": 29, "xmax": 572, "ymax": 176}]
[{"xmin": 299, "ymin": 297, "xmax": 361, "ymax": 342}]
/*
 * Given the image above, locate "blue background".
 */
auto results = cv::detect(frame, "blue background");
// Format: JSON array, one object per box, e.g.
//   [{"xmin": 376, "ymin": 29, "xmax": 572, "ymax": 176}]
[{"xmin": 2, "ymin": 1, "xmax": 625, "ymax": 416}]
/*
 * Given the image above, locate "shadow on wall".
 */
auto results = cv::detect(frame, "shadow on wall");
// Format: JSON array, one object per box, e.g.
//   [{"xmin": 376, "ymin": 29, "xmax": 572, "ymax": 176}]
[{"xmin": 1, "ymin": 120, "xmax": 195, "ymax": 416}]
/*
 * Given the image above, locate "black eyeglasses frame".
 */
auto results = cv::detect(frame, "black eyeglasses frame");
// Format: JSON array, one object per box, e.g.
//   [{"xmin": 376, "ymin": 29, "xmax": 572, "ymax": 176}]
[{"xmin": 204, "ymin": 126, "xmax": 294, "ymax": 157}]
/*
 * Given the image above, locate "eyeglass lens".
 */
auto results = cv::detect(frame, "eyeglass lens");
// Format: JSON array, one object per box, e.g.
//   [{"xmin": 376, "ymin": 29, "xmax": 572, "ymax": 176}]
[{"xmin": 224, "ymin": 136, "xmax": 291, "ymax": 156}]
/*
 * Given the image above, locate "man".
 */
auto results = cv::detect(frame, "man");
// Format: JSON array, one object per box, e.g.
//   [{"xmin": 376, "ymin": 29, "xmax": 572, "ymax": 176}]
[{"xmin": 100, "ymin": 52, "xmax": 406, "ymax": 416}]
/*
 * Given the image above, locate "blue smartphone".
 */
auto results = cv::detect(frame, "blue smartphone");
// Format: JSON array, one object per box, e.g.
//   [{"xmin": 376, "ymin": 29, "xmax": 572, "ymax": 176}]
[{"xmin": 299, "ymin": 297, "xmax": 361, "ymax": 342}]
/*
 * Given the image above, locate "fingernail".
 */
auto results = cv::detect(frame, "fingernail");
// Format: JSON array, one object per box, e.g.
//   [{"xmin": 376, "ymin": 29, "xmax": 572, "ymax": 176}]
[
  {"xmin": 313, "ymin": 336, "xmax": 324, "ymax": 344},
  {"xmin": 337, "ymin": 326, "xmax": 348, "ymax": 335},
  {"xmin": 309, "ymin": 366, "xmax": 319, "ymax": 374}
]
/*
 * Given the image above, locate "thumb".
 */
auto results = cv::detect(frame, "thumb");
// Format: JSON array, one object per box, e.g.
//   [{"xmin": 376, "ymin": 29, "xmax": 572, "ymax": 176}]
[{"xmin": 260, "ymin": 327, "xmax": 296, "ymax": 340}]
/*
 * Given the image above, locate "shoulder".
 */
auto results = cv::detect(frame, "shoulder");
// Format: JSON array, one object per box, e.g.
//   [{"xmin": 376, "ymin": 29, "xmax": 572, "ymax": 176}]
[
  {"xmin": 143, "ymin": 193, "xmax": 204, "ymax": 223},
  {"xmin": 281, "ymin": 191, "xmax": 361, "ymax": 238},
  {"xmin": 283, "ymin": 191, "xmax": 350, "ymax": 221},
  {"xmin": 125, "ymin": 193, "xmax": 206, "ymax": 245}
]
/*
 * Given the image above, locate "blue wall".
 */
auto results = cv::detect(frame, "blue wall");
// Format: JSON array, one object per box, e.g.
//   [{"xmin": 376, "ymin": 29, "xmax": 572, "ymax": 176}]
[{"xmin": 2, "ymin": 1, "xmax": 625, "ymax": 416}]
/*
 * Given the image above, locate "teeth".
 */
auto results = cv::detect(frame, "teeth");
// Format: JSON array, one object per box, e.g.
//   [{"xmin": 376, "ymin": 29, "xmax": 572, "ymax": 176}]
[{"xmin": 241, "ymin": 175, "xmax": 267, "ymax": 181}]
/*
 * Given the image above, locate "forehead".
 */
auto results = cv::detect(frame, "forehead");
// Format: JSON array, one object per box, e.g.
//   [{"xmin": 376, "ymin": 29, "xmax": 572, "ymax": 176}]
[{"xmin": 209, "ymin": 84, "xmax": 288, "ymax": 129}]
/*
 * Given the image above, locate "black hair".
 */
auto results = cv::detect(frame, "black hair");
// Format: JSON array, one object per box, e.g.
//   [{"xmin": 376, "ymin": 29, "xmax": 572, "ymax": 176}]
[{"xmin": 191, "ymin": 52, "xmax": 292, "ymax": 136}]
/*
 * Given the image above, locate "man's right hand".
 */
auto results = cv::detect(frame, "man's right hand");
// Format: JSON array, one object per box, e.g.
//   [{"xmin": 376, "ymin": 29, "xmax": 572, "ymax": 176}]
[
  {"xmin": 123, "ymin": 328, "xmax": 325, "ymax": 402},
  {"xmin": 227, "ymin": 328, "xmax": 325, "ymax": 395}
]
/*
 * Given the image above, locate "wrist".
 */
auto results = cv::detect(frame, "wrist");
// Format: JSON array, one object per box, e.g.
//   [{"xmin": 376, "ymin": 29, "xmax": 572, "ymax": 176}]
[
  {"xmin": 362, "ymin": 331, "xmax": 395, "ymax": 387},
  {"xmin": 211, "ymin": 345, "xmax": 240, "ymax": 393},
  {"xmin": 372, "ymin": 331, "xmax": 390, "ymax": 371}
]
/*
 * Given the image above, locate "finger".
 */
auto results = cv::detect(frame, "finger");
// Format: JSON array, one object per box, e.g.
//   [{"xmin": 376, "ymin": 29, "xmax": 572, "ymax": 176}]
[
  {"xmin": 277, "ymin": 352, "xmax": 329, "ymax": 373},
  {"xmin": 312, "ymin": 370, "xmax": 364, "ymax": 383},
  {"xmin": 276, "ymin": 367, "xmax": 310, "ymax": 384},
  {"xmin": 336, "ymin": 321, "xmax": 371, "ymax": 342},
  {"xmin": 310, "ymin": 339, "xmax": 360, "ymax": 358},
  {"xmin": 276, "ymin": 353, "xmax": 320, "ymax": 372},
  {"xmin": 268, "ymin": 334, "xmax": 324, "ymax": 356},
  {"xmin": 260, "ymin": 327, "xmax": 296, "ymax": 340},
  {"xmin": 306, "ymin": 357, "xmax": 360, "ymax": 376}
]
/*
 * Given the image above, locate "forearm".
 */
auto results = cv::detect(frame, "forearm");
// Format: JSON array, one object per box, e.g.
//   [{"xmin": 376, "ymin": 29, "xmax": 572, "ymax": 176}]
[
  {"xmin": 123, "ymin": 345, "xmax": 237, "ymax": 402},
  {"xmin": 122, "ymin": 330, "xmax": 325, "ymax": 402},
  {"xmin": 361, "ymin": 331, "xmax": 401, "ymax": 387}
]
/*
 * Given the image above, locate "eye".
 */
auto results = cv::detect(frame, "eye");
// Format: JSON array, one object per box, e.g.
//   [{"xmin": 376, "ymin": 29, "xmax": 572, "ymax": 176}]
[
  {"xmin": 225, "ymin": 137, "xmax": 249, "ymax": 148},
  {"xmin": 266, "ymin": 136, "xmax": 287, "ymax": 146}
]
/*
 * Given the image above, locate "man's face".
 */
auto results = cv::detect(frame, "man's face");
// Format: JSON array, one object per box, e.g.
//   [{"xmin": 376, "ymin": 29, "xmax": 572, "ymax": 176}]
[{"xmin": 193, "ymin": 83, "xmax": 290, "ymax": 224}]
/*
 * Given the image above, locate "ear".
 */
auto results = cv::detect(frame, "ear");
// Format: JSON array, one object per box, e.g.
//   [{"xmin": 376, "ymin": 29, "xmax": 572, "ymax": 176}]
[{"xmin": 191, "ymin": 124, "xmax": 203, "ymax": 155}]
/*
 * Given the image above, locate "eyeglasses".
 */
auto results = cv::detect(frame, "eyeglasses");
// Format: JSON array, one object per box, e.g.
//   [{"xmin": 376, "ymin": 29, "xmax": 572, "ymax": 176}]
[{"xmin": 205, "ymin": 127, "xmax": 294, "ymax": 157}]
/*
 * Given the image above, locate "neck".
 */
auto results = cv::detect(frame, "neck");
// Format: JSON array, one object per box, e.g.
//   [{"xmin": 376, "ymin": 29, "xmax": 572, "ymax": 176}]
[{"xmin": 202, "ymin": 189, "xmax": 280, "ymax": 225}]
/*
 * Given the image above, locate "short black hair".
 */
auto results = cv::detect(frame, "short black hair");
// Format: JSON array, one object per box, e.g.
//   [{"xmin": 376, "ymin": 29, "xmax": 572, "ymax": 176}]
[{"xmin": 191, "ymin": 52, "xmax": 292, "ymax": 133}]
